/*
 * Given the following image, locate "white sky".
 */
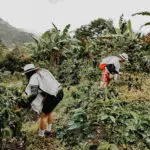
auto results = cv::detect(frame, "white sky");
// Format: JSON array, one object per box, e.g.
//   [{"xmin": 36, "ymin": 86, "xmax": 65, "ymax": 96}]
[{"xmin": 0, "ymin": 0, "xmax": 150, "ymax": 34}]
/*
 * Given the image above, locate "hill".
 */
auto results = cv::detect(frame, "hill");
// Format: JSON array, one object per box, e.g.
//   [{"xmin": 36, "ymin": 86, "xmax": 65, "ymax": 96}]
[{"xmin": 0, "ymin": 18, "xmax": 34, "ymax": 46}]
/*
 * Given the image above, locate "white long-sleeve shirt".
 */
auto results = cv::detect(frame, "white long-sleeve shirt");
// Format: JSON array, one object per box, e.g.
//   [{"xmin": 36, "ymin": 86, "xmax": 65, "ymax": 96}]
[
  {"xmin": 25, "ymin": 69, "xmax": 61, "ymax": 97},
  {"xmin": 101, "ymin": 56, "xmax": 121, "ymax": 80},
  {"xmin": 25, "ymin": 69, "xmax": 61, "ymax": 113}
]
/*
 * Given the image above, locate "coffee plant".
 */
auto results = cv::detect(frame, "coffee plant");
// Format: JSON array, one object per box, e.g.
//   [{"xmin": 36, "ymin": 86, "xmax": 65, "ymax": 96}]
[
  {"xmin": 0, "ymin": 86, "xmax": 27, "ymax": 149},
  {"xmin": 56, "ymin": 79, "xmax": 150, "ymax": 149}
]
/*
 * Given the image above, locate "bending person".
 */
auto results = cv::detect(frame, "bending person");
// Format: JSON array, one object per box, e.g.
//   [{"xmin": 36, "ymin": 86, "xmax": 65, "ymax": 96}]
[
  {"xmin": 21, "ymin": 64, "xmax": 63, "ymax": 137},
  {"xmin": 99, "ymin": 53, "xmax": 128, "ymax": 88}
]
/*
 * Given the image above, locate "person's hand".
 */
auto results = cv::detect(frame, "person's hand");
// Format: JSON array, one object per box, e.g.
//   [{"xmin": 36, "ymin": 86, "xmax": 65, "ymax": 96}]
[
  {"xmin": 14, "ymin": 105, "xmax": 23, "ymax": 112},
  {"xmin": 109, "ymin": 74, "xmax": 114, "ymax": 79},
  {"xmin": 119, "ymin": 72, "xmax": 123, "ymax": 75},
  {"xmin": 21, "ymin": 93, "xmax": 27, "ymax": 98}
]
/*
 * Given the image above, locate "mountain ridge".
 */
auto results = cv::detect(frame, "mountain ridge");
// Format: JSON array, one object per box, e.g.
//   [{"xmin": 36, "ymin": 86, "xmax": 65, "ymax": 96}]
[{"xmin": 0, "ymin": 18, "xmax": 34, "ymax": 47}]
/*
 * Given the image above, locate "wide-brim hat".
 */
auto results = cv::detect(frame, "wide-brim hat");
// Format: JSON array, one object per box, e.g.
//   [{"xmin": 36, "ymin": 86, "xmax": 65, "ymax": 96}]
[
  {"xmin": 119, "ymin": 53, "xmax": 128, "ymax": 61},
  {"xmin": 23, "ymin": 64, "xmax": 39, "ymax": 74}
]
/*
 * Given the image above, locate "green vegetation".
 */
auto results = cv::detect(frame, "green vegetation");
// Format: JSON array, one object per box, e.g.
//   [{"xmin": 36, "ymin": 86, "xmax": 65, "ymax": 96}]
[
  {"xmin": 0, "ymin": 85, "xmax": 26, "ymax": 149},
  {"xmin": 0, "ymin": 14, "xmax": 150, "ymax": 150}
]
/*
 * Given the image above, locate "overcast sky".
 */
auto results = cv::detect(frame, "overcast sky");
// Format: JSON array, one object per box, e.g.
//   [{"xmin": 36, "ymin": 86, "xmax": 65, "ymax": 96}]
[{"xmin": 0, "ymin": 0, "xmax": 149, "ymax": 34}]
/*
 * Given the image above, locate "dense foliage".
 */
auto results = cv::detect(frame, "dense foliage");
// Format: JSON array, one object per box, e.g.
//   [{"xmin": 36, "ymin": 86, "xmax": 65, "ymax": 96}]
[
  {"xmin": 0, "ymin": 85, "xmax": 27, "ymax": 149},
  {"xmin": 75, "ymin": 18, "xmax": 116, "ymax": 40},
  {"xmin": 0, "ymin": 16, "xmax": 150, "ymax": 150},
  {"xmin": 57, "ymin": 81, "xmax": 150, "ymax": 149}
]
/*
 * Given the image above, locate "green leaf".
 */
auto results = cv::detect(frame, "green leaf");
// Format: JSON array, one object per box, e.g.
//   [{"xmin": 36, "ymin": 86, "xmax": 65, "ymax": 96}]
[
  {"xmin": 68, "ymin": 123, "xmax": 82, "ymax": 130},
  {"xmin": 52, "ymin": 22, "xmax": 58, "ymax": 31},
  {"xmin": 110, "ymin": 144, "xmax": 119, "ymax": 150},
  {"xmin": 53, "ymin": 47, "xmax": 59, "ymax": 50},
  {"xmin": 109, "ymin": 116, "xmax": 116, "ymax": 123},
  {"xmin": 127, "ymin": 20, "xmax": 134, "ymax": 39},
  {"xmin": 2, "ymin": 127, "xmax": 12, "ymax": 138},
  {"xmin": 101, "ymin": 113, "xmax": 108, "ymax": 120},
  {"xmin": 68, "ymin": 120, "xmax": 74, "ymax": 126},
  {"xmin": 132, "ymin": 11, "xmax": 150, "ymax": 16},
  {"xmin": 141, "ymin": 22, "xmax": 150, "ymax": 28},
  {"xmin": 98, "ymin": 142, "xmax": 110, "ymax": 150}
]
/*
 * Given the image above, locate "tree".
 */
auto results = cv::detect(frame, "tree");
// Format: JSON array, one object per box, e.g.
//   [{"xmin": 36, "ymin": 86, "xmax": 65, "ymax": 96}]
[
  {"xmin": 0, "ymin": 46, "xmax": 32, "ymax": 74},
  {"xmin": 132, "ymin": 11, "xmax": 150, "ymax": 28},
  {"xmin": 0, "ymin": 40, "xmax": 7, "ymax": 60},
  {"xmin": 75, "ymin": 18, "xmax": 116, "ymax": 40},
  {"xmin": 74, "ymin": 18, "xmax": 116, "ymax": 59},
  {"xmin": 31, "ymin": 24, "xmax": 81, "ymax": 64}
]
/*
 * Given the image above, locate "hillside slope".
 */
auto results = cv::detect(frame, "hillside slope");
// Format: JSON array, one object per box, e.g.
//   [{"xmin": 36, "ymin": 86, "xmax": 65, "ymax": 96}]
[{"xmin": 0, "ymin": 18, "xmax": 34, "ymax": 46}]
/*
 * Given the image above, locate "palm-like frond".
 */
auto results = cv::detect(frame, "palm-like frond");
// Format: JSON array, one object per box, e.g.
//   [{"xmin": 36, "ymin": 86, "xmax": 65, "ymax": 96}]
[
  {"xmin": 31, "ymin": 34, "xmax": 39, "ymax": 44},
  {"xmin": 52, "ymin": 22, "xmax": 58, "ymax": 31},
  {"xmin": 132, "ymin": 11, "xmax": 150, "ymax": 29},
  {"xmin": 62, "ymin": 24, "xmax": 71, "ymax": 38},
  {"xmin": 141, "ymin": 22, "xmax": 150, "ymax": 28},
  {"xmin": 132, "ymin": 11, "xmax": 150, "ymax": 16},
  {"xmin": 119, "ymin": 14, "xmax": 124, "ymax": 29},
  {"xmin": 127, "ymin": 20, "xmax": 134, "ymax": 39}
]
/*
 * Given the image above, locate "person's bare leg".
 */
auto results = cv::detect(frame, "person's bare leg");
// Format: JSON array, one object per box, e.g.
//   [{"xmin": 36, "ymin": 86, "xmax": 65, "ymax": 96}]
[
  {"xmin": 48, "ymin": 112, "xmax": 54, "ymax": 124},
  {"xmin": 39, "ymin": 113, "xmax": 48, "ymax": 136},
  {"xmin": 40, "ymin": 113, "xmax": 48, "ymax": 129},
  {"xmin": 47, "ymin": 112, "xmax": 54, "ymax": 131}
]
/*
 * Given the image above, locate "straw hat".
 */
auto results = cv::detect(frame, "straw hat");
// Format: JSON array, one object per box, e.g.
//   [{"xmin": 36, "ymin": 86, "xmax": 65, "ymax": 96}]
[
  {"xmin": 23, "ymin": 64, "xmax": 39, "ymax": 74},
  {"xmin": 119, "ymin": 53, "xmax": 128, "ymax": 61}
]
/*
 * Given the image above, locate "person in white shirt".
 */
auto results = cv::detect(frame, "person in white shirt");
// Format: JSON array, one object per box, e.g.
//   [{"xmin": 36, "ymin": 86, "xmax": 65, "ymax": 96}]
[
  {"xmin": 21, "ymin": 64, "xmax": 63, "ymax": 137},
  {"xmin": 99, "ymin": 53, "xmax": 128, "ymax": 88}
]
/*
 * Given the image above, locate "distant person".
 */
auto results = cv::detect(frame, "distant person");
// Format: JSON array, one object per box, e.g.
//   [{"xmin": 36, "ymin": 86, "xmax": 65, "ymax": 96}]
[
  {"xmin": 22, "ymin": 64, "xmax": 63, "ymax": 137},
  {"xmin": 99, "ymin": 53, "xmax": 128, "ymax": 88}
]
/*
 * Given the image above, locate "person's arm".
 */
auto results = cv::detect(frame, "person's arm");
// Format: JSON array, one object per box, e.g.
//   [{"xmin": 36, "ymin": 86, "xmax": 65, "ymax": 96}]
[{"xmin": 19, "ymin": 85, "xmax": 38, "ymax": 108}]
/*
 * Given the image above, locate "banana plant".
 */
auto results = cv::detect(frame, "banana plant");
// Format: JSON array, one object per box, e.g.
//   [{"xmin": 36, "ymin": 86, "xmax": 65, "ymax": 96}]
[
  {"xmin": 132, "ymin": 11, "xmax": 150, "ymax": 28},
  {"xmin": 115, "ymin": 14, "xmax": 135, "ymax": 39},
  {"xmin": 31, "ymin": 23, "xmax": 82, "ymax": 64}
]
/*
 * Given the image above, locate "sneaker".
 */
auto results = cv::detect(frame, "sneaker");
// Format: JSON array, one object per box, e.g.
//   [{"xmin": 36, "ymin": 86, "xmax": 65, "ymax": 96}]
[
  {"xmin": 44, "ymin": 130, "xmax": 56, "ymax": 138},
  {"xmin": 37, "ymin": 130, "xmax": 45, "ymax": 138}
]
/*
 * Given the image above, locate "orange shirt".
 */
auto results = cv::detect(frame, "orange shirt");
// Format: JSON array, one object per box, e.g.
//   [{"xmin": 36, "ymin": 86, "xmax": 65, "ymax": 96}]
[{"xmin": 99, "ymin": 63, "xmax": 107, "ymax": 70}]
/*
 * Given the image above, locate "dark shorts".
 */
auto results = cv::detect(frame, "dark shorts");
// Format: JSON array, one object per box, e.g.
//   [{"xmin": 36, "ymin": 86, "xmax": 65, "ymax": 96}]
[{"xmin": 42, "ymin": 89, "xmax": 64, "ymax": 114}]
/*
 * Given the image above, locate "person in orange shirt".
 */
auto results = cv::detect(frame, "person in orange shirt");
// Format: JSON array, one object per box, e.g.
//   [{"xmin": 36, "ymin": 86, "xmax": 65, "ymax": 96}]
[{"xmin": 99, "ymin": 53, "xmax": 128, "ymax": 88}]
